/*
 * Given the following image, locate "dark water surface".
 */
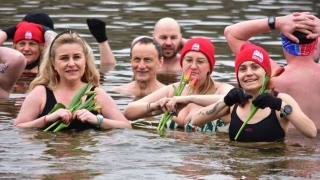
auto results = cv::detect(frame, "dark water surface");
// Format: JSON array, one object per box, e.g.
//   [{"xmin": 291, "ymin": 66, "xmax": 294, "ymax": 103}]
[{"xmin": 1, "ymin": 0, "xmax": 320, "ymax": 179}]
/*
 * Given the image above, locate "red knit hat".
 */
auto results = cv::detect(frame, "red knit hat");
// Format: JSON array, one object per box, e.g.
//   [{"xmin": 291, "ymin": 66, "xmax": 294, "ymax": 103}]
[
  {"xmin": 13, "ymin": 21, "xmax": 44, "ymax": 44},
  {"xmin": 235, "ymin": 43, "xmax": 271, "ymax": 87},
  {"xmin": 180, "ymin": 37, "xmax": 215, "ymax": 73}
]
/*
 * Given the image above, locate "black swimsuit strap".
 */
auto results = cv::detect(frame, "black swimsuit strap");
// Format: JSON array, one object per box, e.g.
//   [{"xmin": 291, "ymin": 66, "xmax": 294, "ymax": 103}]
[{"xmin": 25, "ymin": 58, "xmax": 40, "ymax": 70}]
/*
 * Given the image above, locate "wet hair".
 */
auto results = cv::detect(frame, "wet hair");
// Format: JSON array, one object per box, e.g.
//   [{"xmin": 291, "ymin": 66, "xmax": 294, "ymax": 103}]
[
  {"xmin": 130, "ymin": 37, "xmax": 163, "ymax": 59},
  {"xmin": 29, "ymin": 30, "xmax": 100, "ymax": 91}
]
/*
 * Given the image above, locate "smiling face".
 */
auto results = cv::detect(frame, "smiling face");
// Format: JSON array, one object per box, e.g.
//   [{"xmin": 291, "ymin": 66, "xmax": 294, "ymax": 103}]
[
  {"xmin": 182, "ymin": 51, "xmax": 210, "ymax": 85},
  {"xmin": 15, "ymin": 40, "xmax": 41, "ymax": 64},
  {"xmin": 131, "ymin": 43, "xmax": 163, "ymax": 82},
  {"xmin": 237, "ymin": 61, "xmax": 266, "ymax": 92},
  {"xmin": 53, "ymin": 43, "xmax": 86, "ymax": 82}
]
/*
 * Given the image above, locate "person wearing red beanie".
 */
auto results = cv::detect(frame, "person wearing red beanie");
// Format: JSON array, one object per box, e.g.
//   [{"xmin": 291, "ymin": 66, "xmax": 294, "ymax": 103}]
[
  {"xmin": 234, "ymin": 43, "xmax": 271, "ymax": 88},
  {"xmin": 188, "ymin": 13, "xmax": 317, "ymax": 142},
  {"xmin": 224, "ymin": 12, "xmax": 320, "ymax": 130},
  {"xmin": 13, "ymin": 21, "xmax": 44, "ymax": 73},
  {"xmin": 124, "ymin": 37, "xmax": 234, "ymax": 132},
  {"xmin": 190, "ymin": 42, "xmax": 316, "ymax": 142}
]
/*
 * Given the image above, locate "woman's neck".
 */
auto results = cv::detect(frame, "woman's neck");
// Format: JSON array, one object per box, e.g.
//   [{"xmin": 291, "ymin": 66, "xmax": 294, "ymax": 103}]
[{"xmin": 56, "ymin": 80, "xmax": 85, "ymax": 91}]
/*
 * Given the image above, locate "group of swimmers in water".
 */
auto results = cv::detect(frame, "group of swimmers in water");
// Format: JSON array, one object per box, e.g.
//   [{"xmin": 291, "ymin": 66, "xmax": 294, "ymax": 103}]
[{"xmin": 0, "ymin": 11, "xmax": 319, "ymax": 142}]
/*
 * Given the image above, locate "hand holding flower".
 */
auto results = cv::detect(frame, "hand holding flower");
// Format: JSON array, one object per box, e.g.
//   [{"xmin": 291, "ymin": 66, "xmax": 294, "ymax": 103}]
[
  {"xmin": 73, "ymin": 109, "xmax": 99, "ymax": 125},
  {"xmin": 44, "ymin": 83, "xmax": 101, "ymax": 132},
  {"xmin": 157, "ymin": 70, "xmax": 198, "ymax": 131}
]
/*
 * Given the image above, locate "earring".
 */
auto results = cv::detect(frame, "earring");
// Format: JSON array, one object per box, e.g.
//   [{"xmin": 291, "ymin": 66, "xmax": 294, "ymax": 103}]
[
  {"xmin": 84, "ymin": 70, "xmax": 86, "ymax": 74},
  {"xmin": 54, "ymin": 72, "xmax": 58, "ymax": 77}
]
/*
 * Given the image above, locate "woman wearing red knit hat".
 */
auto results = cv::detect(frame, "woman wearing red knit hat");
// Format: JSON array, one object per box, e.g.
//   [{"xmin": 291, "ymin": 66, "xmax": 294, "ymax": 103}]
[
  {"xmin": 190, "ymin": 43, "xmax": 316, "ymax": 142},
  {"xmin": 124, "ymin": 37, "xmax": 234, "ymax": 132},
  {"xmin": 12, "ymin": 21, "xmax": 45, "ymax": 73}
]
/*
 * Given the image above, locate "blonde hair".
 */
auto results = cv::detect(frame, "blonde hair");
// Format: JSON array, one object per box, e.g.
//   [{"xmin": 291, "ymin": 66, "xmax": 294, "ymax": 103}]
[
  {"xmin": 195, "ymin": 73, "xmax": 216, "ymax": 95},
  {"xmin": 29, "ymin": 31, "xmax": 100, "ymax": 91}
]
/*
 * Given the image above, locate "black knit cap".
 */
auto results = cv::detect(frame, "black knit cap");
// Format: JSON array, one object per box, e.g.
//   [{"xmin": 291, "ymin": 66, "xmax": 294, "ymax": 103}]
[
  {"xmin": 287, "ymin": 31, "xmax": 316, "ymax": 44},
  {"xmin": 22, "ymin": 12, "xmax": 54, "ymax": 30}
]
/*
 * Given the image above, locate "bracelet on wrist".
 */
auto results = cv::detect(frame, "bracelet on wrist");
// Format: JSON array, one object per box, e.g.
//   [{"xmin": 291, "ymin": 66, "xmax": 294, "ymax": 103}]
[
  {"xmin": 147, "ymin": 102, "xmax": 156, "ymax": 115},
  {"xmin": 96, "ymin": 114, "xmax": 104, "ymax": 128}
]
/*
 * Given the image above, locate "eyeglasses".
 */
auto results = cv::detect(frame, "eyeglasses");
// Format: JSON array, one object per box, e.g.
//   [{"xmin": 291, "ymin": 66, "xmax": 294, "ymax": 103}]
[
  {"xmin": 183, "ymin": 58, "xmax": 209, "ymax": 66},
  {"xmin": 49, "ymin": 30, "xmax": 83, "ymax": 57}
]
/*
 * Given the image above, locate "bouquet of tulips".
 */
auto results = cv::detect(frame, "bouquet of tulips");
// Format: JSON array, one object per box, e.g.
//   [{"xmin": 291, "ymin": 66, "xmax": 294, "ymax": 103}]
[
  {"xmin": 157, "ymin": 70, "xmax": 198, "ymax": 131},
  {"xmin": 44, "ymin": 83, "xmax": 101, "ymax": 132},
  {"xmin": 234, "ymin": 67, "xmax": 285, "ymax": 140}
]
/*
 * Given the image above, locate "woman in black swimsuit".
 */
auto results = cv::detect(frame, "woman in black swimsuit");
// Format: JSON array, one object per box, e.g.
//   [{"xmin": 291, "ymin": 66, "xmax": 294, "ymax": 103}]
[
  {"xmin": 14, "ymin": 30, "xmax": 131, "ymax": 130},
  {"xmin": 191, "ymin": 43, "xmax": 316, "ymax": 142}
]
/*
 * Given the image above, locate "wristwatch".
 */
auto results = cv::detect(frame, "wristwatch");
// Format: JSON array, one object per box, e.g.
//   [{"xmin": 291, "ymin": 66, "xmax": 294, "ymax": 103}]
[
  {"xmin": 280, "ymin": 105, "xmax": 292, "ymax": 119},
  {"xmin": 96, "ymin": 114, "xmax": 104, "ymax": 128},
  {"xmin": 268, "ymin": 16, "xmax": 276, "ymax": 30}
]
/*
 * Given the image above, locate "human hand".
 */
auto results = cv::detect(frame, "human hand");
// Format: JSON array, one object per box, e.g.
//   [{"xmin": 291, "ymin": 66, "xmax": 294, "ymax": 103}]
[
  {"xmin": 252, "ymin": 93, "xmax": 282, "ymax": 111},
  {"xmin": 292, "ymin": 12, "xmax": 320, "ymax": 39},
  {"xmin": 86, "ymin": 18, "xmax": 108, "ymax": 43},
  {"xmin": 2, "ymin": 25, "xmax": 16, "ymax": 40},
  {"xmin": 224, "ymin": 88, "xmax": 253, "ymax": 106},
  {"xmin": 73, "ymin": 109, "xmax": 98, "ymax": 125},
  {"xmin": 50, "ymin": 108, "xmax": 73, "ymax": 124},
  {"xmin": 162, "ymin": 96, "xmax": 189, "ymax": 116}
]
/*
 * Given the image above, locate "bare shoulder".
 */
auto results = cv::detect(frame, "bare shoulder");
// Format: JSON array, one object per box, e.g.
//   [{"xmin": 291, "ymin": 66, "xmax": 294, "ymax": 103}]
[
  {"xmin": 24, "ymin": 85, "xmax": 47, "ymax": 104},
  {"xmin": 108, "ymin": 83, "xmax": 133, "ymax": 94},
  {"xmin": 29, "ymin": 85, "xmax": 47, "ymax": 96},
  {"xmin": 216, "ymin": 83, "xmax": 234, "ymax": 94}
]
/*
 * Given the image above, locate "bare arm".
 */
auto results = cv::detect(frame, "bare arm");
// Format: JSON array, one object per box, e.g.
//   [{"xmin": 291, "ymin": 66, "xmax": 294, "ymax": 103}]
[
  {"xmin": 0, "ymin": 47, "xmax": 26, "ymax": 98},
  {"xmin": 14, "ymin": 85, "xmax": 73, "ymax": 128},
  {"xmin": 224, "ymin": 14, "xmax": 305, "ymax": 71},
  {"xmin": 99, "ymin": 41, "xmax": 116, "ymax": 64},
  {"xmin": 14, "ymin": 86, "xmax": 47, "ymax": 127},
  {"xmin": 123, "ymin": 85, "xmax": 172, "ymax": 120},
  {"xmin": 279, "ymin": 93, "xmax": 317, "ymax": 138},
  {"xmin": 0, "ymin": 31, "xmax": 7, "ymax": 45},
  {"xmin": 191, "ymin": 98, "xmax": 230, "ymax": 126},
  {"xmin": 95, "ymin": 87, "xmax": 131, "ymax": 129},
  {"xmin": 44, "ymin": 30, "xmax": 57, "ymax": 48},
  {"xmin": 99, "ymin": 41, "xmax": 116, "ymax": 73}
]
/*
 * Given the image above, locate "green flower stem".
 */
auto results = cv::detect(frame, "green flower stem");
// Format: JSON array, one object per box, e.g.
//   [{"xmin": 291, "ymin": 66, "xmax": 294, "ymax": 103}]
[
  {"xmin": 44, "ymin": 83, "xmax": 99, "ymax": 132},
  {"xmin": 234, "ymin": 72, "xmax": 270, "ymax": 141},
  {"xmin": 43, "ymin": 119, "xmax": 61, "ymax": 132},
  {"xmin": 234, "ymin": 105, "xmax": 258, "ymax": 140},
  {"xmin": 157, "ymin": 71, "xmax": 191, "ymax": 131}
]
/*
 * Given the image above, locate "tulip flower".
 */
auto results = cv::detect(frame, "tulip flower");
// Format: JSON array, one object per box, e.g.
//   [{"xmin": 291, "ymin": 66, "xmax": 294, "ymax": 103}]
[
  {"xmin": 235, "ymin": 67, "xmax": 285, "ymax": 140},
  {"xmin": 190, "ymin": 77, "xmax": 198, "ymax": 89},
  {"xmin": 157, "ymin": 70, "xmax": 197, "ymax": 131},
  {"xmin": 44, "ymin": 83, "xmax": 100, "ymax": 132},
  {"xmin": 184, "ymin": 70, "xmax": 191, "ymax": 82}
]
